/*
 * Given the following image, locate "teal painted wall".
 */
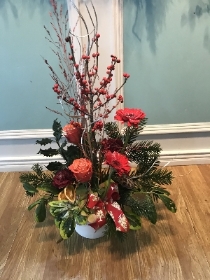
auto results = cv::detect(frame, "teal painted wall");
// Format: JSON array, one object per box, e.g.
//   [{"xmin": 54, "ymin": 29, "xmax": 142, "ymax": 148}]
[
  {"xmin": 0, "ymin": 0, "xmax": 66, "ymax": 130},
  {"xmin": 123, "ymin": 0, "xmax": 210, "ymax": 125}
]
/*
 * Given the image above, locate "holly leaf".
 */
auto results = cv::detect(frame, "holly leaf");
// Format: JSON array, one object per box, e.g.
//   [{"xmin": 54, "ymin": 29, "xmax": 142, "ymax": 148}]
[
  {"xmin": 23, "ymin": 183, "xmax": 38, "ymax": 195},
  {"xmin": 35, "ymin": 199, "xmax": 47, "ymax": 222},
  {"xmin": 36, "ymin": 138, "xmax": 53, "ymax": 146},
  {"xmin": 38, "ymin": 148, "xmax": 58, "ymax": 157},
  {"xmin": 46, "ymin": 161, "xmax": 64, "ymax": 171},
  {"xmin": 52, "ymin": 119, "xmax": 62, "ymax": 142},
  {"xmin": 158, "ymin": 194, "xmax": 177, "ymax": 213}
]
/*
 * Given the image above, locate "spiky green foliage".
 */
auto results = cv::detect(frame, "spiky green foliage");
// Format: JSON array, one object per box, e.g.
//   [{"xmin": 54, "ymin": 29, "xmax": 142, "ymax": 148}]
[
  {"xmin": 121, "ymin": 192, "xmax": 157, "ymax": 224},
  {"xmin": 122, "ymin": 118, "xmax": 147, "ymax": 144},
  {"xmin": 104, "ymin": 122, "xmax": 121, "ymax": 139},
  {"xmin": 20, "ymin": 164, "xmax": 53, "ymax": 190},
  {"xmin": 126, "ymin": 141, "xmax": 161, "ymax": 168}
]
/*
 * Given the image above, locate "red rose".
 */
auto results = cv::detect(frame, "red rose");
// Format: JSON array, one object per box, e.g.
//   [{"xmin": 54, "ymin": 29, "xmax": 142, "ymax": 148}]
[
  {"xmin": 69, "ymin": 158, "xmax": 93, "ymax": 183},
  {"xmin": 52, "ymin": 169, "xmax": 75, "ymax": 189},
  {"xmin": 114, "ymin": 108, "xmax": 146, "ymax": 127},
  {"xmin": 105, "ymin": 151, "xmax": 131, "ymax": 175},
  {"xmin": 63, "ymin": 121, "xmax": 82, "ymax": 145},
  {"xmin": 101, "ymin": 138, "xmax": 123, "ymax": 154}
]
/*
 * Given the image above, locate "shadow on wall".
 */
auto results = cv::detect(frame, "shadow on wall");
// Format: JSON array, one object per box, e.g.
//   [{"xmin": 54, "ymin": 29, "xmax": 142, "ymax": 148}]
[
  {"xmin": 181, "ymin": 0, "xmax": 210, "ymax": 54},
  {"xmin": 125, "ymin": 0, "xmax": 173, "ymax": 53},
  {"xmin": 0, "ymin": 0, "xmax": 66, "ymax": 26}
]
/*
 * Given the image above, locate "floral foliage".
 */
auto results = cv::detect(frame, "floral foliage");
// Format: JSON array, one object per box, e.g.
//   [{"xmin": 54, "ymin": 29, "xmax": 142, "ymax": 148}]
[{"xmin": 19, "ymin": 0, "xmax": 176, "ymax": 242}]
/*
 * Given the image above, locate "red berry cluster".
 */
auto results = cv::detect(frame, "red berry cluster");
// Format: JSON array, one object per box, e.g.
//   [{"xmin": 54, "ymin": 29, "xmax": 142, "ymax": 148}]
[
  {"xmin": 51, "ymin": 32, "xmax": 130, "ymax": 121},
  {"xmin": 123, "ymin": 73, "xmax": 130, "ymax": 79},
  {"xmin": 92, "ymin": 120, "xmax": 103, "ymax": 131},
  {"xmin": 53, "ymin": 84, "xmax": 60, "ymax": 94}
]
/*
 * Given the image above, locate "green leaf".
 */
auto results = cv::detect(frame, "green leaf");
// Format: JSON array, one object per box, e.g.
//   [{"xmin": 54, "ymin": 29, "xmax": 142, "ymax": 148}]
[
  {"xmin": 62, "ymin": 145, "xmax": 80, "ymax": 166},
  {"xmin": 38, "ymin": 148, "xmax": 58, "ymax": 157},
  {"xmin": 158, "ymin": 194, "xmax": 177, "ymax": 213},
  {"xmin": 46, "ymin": 161, "xmax": 64, "ymax": 171},
  {"xmin": 37, "ymin": 183, "xmax": 60, "ymax": 195},
  {"xmin": 36, "ymin": 138, "xmax": 53, "ymax": 146},
  {"xmin": 75, "ymin": 215, "xmax": 87, "ymax": 225},
  {"xmin": 124, "ymin": 211, "xmax": 141, "ymax": 230},
  {"xmin": 23, "ymin": 183, "xmax": 38, "ymax": 194},
  {"xmin": 59, "ymin": 217, "xmax": 75, "ymax": 239},
  {"xmin": 49, "ymin": 200, "xmax": 69, "ymax": 208},
  {"xmin": 152, "ymin": 187, "xmax": 170, "ymax": 196},
  {"xmin": 76, "ymin": 184, "xmax": 88, "ymax": 199},
  {"xmin": 52, "ymin": 119, "xmax": 63, "ymax": 142},
  {"xmin": 104, "ymin": 122, "xmax": 121, "ymax": 139},
  {"xmin": 125, "ymin": 193, "xmax": 157, "ymax": 224},
  {"xmin": 35, "ymin": 199, "xmax": 47, "ymax": 222},
  {"xmin": 28, "ymin": 199, "xmax": 42, "ymax": 211},
  {"xmin": 55, "ymin": 217, "xmax": 62, "ymax": 228}
]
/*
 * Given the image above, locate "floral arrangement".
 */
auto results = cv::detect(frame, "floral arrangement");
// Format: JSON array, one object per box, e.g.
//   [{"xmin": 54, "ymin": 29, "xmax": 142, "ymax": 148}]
[{"xmin": 20, "ymin": 0, "xmax": 176, "ymax": 241}]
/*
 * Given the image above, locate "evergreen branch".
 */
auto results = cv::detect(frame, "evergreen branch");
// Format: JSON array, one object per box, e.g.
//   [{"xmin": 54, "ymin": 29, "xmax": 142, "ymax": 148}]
[
  {"xmin": 104, "ymin": 122, "xmax": 121, "ymax": 139},
  {"xmin": 121, "ymin": 192, "xmax": 157, "ymax": 224}
]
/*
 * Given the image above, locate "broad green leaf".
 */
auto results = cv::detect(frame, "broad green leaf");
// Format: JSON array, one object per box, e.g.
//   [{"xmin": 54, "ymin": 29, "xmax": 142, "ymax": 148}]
[
  {"xmin": 36, "ymin": 138, "xmax": 53, "ymax": 146},
  {"xmin": 28, "ymin": 199, "xmax": 42, "ymax": 211},
  {"xmin": 38, "ymin": 148, "xmax": 58, "ymax": 157},
  {"xmin": 37, "ymin": 183, "xmax": 60, "ymax": 195},
  {"xmin": 23, "ymin": 183, "xmax": 38, "ymax": 194},
  {"xmin": 59, "ymin": 217, "xmax": 75, "ymax": 239},
  {"xmin": 55, "ymin": 217, "xmax": 61, "ymax": 228},
  {"xmin": 48, "ymin": 200, "xmax": 69, "ymax": 208},
  {"xmin": 158, "ymin": 194, "xmax": 177, "ymax": 213},
  {"xmin": 75, "ymin": 215, "xmax": 87, "ymax": 225},
  {"xmin": 125, "ymin": 212, "xmax": 141, "ymax": 230},
  {"xmin": 35, "ymin": 199, "xmax": 46, "ymax": 222}
]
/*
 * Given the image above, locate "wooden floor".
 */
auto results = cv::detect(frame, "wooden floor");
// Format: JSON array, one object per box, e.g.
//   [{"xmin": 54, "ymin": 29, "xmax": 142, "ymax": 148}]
[{"xmin": 0, "ymin": 165, "xmax": 210, "ymax": 280}]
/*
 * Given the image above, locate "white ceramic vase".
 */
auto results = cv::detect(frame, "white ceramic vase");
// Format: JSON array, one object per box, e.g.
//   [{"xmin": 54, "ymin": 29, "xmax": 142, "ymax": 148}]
[{"xmin": 75, "ymin": 224, "xmax": 106, "ymax": 239}]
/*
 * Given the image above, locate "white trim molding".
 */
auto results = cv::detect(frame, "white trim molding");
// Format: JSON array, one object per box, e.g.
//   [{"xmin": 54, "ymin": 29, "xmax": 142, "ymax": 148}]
[{"xmin": 1, "ymin": 122, "xmax": 210, "ymax": 172}]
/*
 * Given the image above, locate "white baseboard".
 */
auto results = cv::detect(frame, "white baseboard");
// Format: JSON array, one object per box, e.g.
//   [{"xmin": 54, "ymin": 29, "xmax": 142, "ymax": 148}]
[{"xmin": 1, "ymin": 122, "xmax": 210, "ymax": 172}]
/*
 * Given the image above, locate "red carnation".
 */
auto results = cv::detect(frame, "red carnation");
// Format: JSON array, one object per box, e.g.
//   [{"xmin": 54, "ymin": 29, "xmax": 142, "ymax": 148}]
[
  {"xmin": 114, "ymin": 108, "xmax": 146, "ymax": 127},
  {"xmin": 104, "ymin": 151, "xmax": 131, "ymax": 176},
  {"xmin": 101, "ymin": 138, "xmax": 123, "ymax": 154},
  {"xmin": 52, "ymin": 169, "xmax": 75, "ymax": 189}
]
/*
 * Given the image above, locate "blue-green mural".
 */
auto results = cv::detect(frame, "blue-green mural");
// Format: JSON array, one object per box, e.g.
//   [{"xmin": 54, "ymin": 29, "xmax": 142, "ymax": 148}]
[
  {"xmin": 123, "ymin": 0, "xmax": 210, "ymax": 124},
  {"xmin": 0, "ymin": 0, "xmax": 67, "ymax": 130}
]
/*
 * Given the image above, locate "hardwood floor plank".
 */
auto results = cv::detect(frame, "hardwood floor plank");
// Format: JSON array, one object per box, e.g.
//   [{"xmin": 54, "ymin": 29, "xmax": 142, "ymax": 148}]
[
  {"xmin": 0, "ymin": 172, "xmax": 30, "ymax": 278},
  {"xmin": 0, "ymin": 167, "xmax": 210, "ymax": 279},
  {"xmin": 172, "ymin": 166, "xmax": 210, "ymax": 266}
]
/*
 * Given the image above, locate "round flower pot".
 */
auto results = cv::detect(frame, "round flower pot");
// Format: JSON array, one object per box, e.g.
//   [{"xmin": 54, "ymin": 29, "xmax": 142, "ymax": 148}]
[{"xmin": 75, "ymin": 224, "xmax": 106, "ymax": 239}]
